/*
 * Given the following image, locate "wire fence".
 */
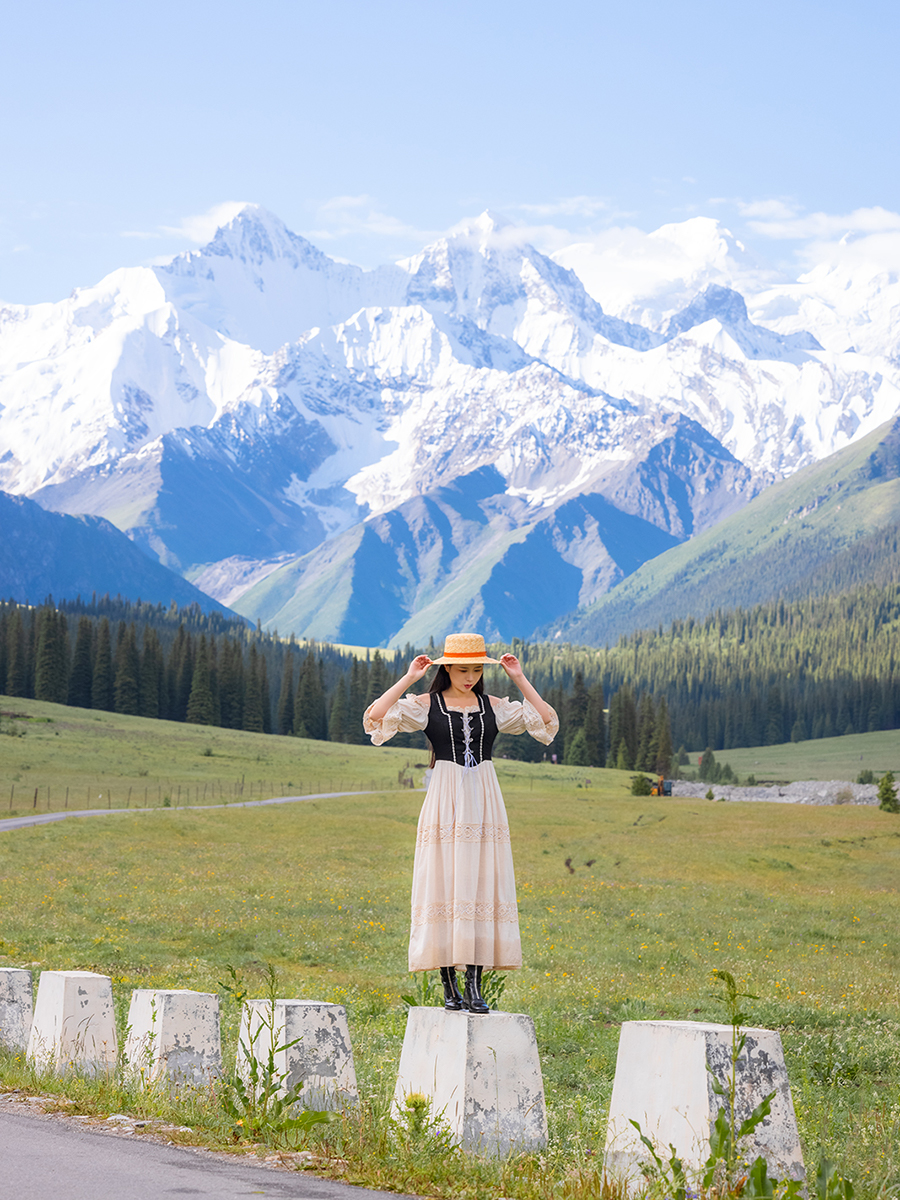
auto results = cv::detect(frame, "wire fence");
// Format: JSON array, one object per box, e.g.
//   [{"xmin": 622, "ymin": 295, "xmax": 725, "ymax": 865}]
[{"xmin": 4, "ymin": 774, "xmax": 420, "ymax": 815}]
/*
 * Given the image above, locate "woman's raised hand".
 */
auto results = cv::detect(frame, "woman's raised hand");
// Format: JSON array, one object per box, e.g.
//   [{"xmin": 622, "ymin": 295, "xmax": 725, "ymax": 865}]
[
  {"xmin": 407, "ymin": 654, "xmax": 433, "ymax": 682},
  {"xmin": 499, "ymin": 653, "xmax": 524, "ymax": 679}
]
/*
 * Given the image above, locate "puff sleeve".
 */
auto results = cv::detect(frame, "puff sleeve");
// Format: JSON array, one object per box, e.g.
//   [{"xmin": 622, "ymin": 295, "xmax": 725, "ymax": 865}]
[
  {"xmin": 491, "ymin": 697, "xmax": 559, "ymax": 744},
  {"xmin": 363, "ymin": 696, "xmax": 429, "ymax": 745}
]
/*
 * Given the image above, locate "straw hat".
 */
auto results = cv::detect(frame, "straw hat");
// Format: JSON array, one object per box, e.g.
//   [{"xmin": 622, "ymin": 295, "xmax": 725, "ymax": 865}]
[{"xmin": 430, "ymin": 632, "xmax": 500, "ymax": 665}]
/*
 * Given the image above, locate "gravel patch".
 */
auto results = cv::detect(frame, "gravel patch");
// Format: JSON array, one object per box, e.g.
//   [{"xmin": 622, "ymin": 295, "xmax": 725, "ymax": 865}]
[{"xmin": 671, "ymin": 780, "xmax": 880, "ymax": 806}]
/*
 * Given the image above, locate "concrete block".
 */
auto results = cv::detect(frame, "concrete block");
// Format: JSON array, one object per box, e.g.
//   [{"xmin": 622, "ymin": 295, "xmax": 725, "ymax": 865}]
[
  {"xmin": 125, "ymin": 990, "xmax": 222, "ymax": 1088},
  {"xmin": 393, "ymin": 1007, "xmax": 547, "ymax": 1157},
  {"xmin": 0, "ymin": 968, "xmax": 33, "ymax": 1053},
  {"xmin": 605, "ymin": 1021, "xmax": 804, "ymax": 1183},
  {"xmin": 26, "ymin": 971, "xmax": 117, "ymax": 1076},
  {"xmin": 237, "ymin": 1000, "xmax": 357, "ymax": 1110}
]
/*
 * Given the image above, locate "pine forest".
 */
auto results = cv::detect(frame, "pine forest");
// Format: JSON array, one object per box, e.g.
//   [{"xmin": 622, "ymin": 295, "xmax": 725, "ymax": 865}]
[{"xmin": 2, "ymin": 581, "xmax": 900, "ymax": 774}]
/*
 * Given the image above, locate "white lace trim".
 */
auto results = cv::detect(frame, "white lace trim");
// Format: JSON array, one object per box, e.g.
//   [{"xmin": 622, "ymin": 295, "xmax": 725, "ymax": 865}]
[
  {"xmin": 416, "ymin": 822, "xmax": 511, "ymax": 846},
  {"xmin": 411, "ymin": 900, "xmax": 519, "ymax": 926}
]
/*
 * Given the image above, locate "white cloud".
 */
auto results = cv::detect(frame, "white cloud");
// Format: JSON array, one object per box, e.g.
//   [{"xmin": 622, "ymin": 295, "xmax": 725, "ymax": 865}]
[
  {"xmin": 743, "ymin": 203, "xmax": 900, "ymax": 242},
  {"xmin": 160, "ymin": 201, "xmax": 251, "ymax": 243},
  {"xmin": 737, "ymin": 198, "xmax": 801, "ymax": 222},
  {"xmin": 510, "ymin": 195, "xmax": 611, "ymax": 219},
  {"xmin": 122, "ymin": 201, "xmax": 251, "ymax": 244},
  {"xmin": 306, "ymin": 195, "xmax": 439, "ymax": 244},
  {"xmin": 730, "ymin": 202, "xmax": 900, "ymax": 275},
  {"xmin": 798, "ymin": 229, "xmax": 900, "ymax": 276},
  {"xmin": 549, "ymin": 218, "xmax": 782, "ymax": 324}
]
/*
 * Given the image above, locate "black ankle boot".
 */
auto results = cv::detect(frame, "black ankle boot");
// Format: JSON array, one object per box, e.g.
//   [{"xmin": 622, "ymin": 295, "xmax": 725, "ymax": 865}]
[
  {"xmin": 462, "ymin": 965, "xmax": 490, "ymax": 1014},
  {"xmin": 439, "ymin": 966, "xmax": 464, "ymax": 1011}
]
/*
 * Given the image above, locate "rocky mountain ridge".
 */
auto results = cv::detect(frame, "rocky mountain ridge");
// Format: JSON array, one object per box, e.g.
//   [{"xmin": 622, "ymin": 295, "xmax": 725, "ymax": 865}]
[{"xmin": 1, "ymin": 205, "xmax": 898, "ymax": 644}]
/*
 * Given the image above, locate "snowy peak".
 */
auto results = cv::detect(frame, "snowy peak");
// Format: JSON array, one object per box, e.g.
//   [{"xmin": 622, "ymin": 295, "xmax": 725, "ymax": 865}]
[
  {"xmin": 663, "ymin": 284, "xmax": 823, "ymax": 355},
  {"xmin": 396, "ymin": 212, "xmax": 662, "ymax": 358},
  {"xmin": 168, "ymin": 203, "xmax": 333, "ymax": 273},
  {"xmin": 152, "ymin": 205, "xmax": 389, "ymax": 354},
  {"xmin": 553, "ymin": 216, "xmax": 777, "ymax": 330},
  {"xmin": 448, "ymin": 209, "xmax": 516, "ymax": 246}
]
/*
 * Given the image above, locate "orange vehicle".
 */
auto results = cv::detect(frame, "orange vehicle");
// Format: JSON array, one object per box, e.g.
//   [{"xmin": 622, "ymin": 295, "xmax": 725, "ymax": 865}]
[{"xmin": 650, "ymin": 776, "xmax": 673, "ymax": 796}]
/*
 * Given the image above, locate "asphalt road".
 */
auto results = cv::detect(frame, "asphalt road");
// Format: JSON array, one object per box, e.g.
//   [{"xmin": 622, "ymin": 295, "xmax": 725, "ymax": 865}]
[
  {"xmin": 0, "ymin": 792, "xmax": 385, "ymax": 834},
  {"xmin": 0, "ymin": 1100, "xmax": 415, "ymax": 1200}
]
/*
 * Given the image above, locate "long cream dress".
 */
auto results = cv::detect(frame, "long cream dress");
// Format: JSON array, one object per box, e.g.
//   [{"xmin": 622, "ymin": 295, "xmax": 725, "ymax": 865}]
[{"xmin": 363, "ymin": 693, "xmax": 558, "ymax": 972}]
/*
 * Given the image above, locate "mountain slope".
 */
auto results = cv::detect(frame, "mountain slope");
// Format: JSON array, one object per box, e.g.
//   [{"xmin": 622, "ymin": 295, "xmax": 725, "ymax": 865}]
[
  {"xmin": 231, "ymin": 416, "xmax": 754, "ymax": 646},
  {"xmin": 547, "ymin": 415, "xmax": 900, "ymax": 644},
  {"xmin": 3, "ymin": 205, "xmax": 900, "ymax": 645},
  {"xmin": 0, "ymin": 490, "xmax": 237, "ymax": 613}
]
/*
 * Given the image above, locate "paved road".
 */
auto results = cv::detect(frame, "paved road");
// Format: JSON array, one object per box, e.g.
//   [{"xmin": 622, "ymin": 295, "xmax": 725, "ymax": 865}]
[
  {"xmin": 0, "ymin": 1100, "xmax": 415, "ymax": 1200},
  {"xmin": 0, "ymin": 792, "xmax": 390, "ymax": 834}
]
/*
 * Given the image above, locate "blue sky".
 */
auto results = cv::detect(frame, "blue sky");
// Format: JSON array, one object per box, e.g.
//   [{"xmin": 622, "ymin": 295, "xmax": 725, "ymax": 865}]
[{"xmin": 2, "ymin": 0, "xmax": 898, "ymax": 303}]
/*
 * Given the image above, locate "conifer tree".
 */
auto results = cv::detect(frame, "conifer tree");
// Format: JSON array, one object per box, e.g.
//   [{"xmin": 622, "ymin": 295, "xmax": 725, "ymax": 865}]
[
  {"xmin": 243, "ymin": 645, "xmax": 264, "ymax": 732},
  {"xmin": 113, "ymin": 623, "xmax": 141, "ymax": 715},
  {"xmin": 276, "ymin": 654, "xmax": 295, "ymax": 735},
  {"xmin": 583, "ymin": 681, "xmax": 606, "ymax": 768},
  {"xmin": 141, "ymin": 627, "xmax": 165, "ymax": 718},
  {"xmin": 186, "ymin": 635, "xmax": 215, "ymax": 725},
  {"xmin": 34, "ymin": 606, "xmax": 68, "ymax": 704},
  {"xmin": 23, "ymin": 608, "xmax": 37, "ymax": 697},
  {"xmin": 68, "ymin": 616, "xmax": 94, "ymax": 708},
  {"xmin": 365, "ymin": 651, "xmax": 391, "ymax": 707},
  {"xmin": 91, "ymin": 618, "xmax": 114, "ymax": 711},
  {"xmin": 698, "ymin": 747, "xmax": 719, "ymax": 782},
  {"xmin": 654, "ymin": 696, "xmax": 674, "ymax": 776},
  {"xmin": 296, "ymin": 651, "xmax": 328, "ymax": 740},
  {"xmin": 635, "ymin": 693, "xmax": 658, "ymax": 771},
  {"xmin": 608, "ymin": 686, "xmax": 637, "ymax": 769},
  {"xmin": 878, "ymin": 771, "xmax": 899, "ymax": 813},
  {"xmin": 208, "ymin": 636, "xmax": 222, "ymax": 726},
  {"xmin": 566, "ymin": 727, "xmax": 591, "ymax": 766},
  {"xmin": 259, "ymin": 651, "xmax": 272, "ymax": 733},
  {"xmin": 565, "ymin": 670, "xmax": 589, "ymax": 740},
  {"xmin": 0, "ymin": 609, "xmax": 8, "ymax": 691},
  {"xmin": 346, "ymin": 657, "xmax": 370, "ymax": 743},
  {"xmin": 328, "ymin": 677, "xmax": 350, "ymax": 742},
  {"xmin": 163, "ymin": 624, "xmax": 195, "ymax": 722},
  {"xmin": 217, "ymin": 639, "xmax": 244, "ymax": 729},
  {"xmin": 765, "ymin": 687, "xmax": 784, "ymax": 745}
]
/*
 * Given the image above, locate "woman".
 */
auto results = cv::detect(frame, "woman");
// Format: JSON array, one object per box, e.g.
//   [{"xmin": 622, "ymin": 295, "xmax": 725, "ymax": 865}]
[{"xmin": 364, "ymin": 632, "xmax": 558, "ymax": 1014}]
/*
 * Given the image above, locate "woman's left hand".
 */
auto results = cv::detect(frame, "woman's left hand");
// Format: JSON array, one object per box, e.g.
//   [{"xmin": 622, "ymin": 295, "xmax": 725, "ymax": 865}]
[{"xmin": 499, "ymin": 653, "xmax": 524, "ymax": 680}]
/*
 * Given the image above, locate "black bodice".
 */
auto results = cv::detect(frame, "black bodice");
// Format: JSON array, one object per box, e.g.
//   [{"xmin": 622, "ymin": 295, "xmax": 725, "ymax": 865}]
[{"xmin": 426, "ymin": 692, "xmax": 498, "ymax": 766}]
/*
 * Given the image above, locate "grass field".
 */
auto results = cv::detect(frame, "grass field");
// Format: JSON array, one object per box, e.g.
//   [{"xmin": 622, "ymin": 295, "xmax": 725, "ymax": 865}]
[
  {"xmin": 0, "ymin": 695, "xmax": 427, "ymax": 814},
  {"xmin": 704, "ymin": 730, "xmax": 900, "ymax": 784},
  {"xmin": 1, "ymin": 699, "xmax": 899, "ymax": 1198}
]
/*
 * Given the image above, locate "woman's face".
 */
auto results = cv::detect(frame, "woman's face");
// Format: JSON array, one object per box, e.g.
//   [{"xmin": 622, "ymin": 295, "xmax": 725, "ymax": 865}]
[{"xmin": 447, "ymin": 664, "xmax": 483, "ymax": 692}]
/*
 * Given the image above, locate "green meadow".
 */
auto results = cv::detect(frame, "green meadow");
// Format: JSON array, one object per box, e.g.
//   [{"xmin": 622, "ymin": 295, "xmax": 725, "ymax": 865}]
[
  {"xmin": 1, "ymin": 697, "xmax": 899, "ymax": 1198},
  {"xmin": 708, "ymin": 729, "xmax": 900, "ymax": 784}
]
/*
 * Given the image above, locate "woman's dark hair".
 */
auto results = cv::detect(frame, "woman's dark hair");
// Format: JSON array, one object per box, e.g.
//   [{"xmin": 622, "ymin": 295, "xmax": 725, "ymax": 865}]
[{"xmin": 427, "ymin": 664, "xmax": 485, "ymax": 695}]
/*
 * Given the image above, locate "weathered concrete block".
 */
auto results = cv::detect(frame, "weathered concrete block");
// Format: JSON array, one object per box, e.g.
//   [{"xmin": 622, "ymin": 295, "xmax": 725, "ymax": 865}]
[
  {"xmin": 0, "ymin": 968, "xmax": 33, "ymax": 1053},
  {"xmin": 125, "ymin": 989, "xmax": 222, "ymax": 1088},
  {"xmin": 393, "ymin": 1008, "xmax": 547, "ymax": 1157},
  {"xmin": 237, "ymin": 1000, "xmax": 357, "ymax": 1110},
  {"xmin": 26, "ymin": 970, "xmax": 117, "ymax": 1076},
  {"xmin": 605, "ymin": 1021, "xmax": 804, "ymax": 1183}
]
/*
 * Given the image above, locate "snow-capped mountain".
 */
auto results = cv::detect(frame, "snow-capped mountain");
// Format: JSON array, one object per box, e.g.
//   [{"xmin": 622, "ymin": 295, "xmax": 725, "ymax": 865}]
[{"xmin": 1, "ymin": 204, "xmax": 898, "ymax": 645}]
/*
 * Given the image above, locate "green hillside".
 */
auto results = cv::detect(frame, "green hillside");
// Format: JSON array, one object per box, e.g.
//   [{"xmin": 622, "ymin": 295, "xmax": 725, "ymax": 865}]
[{"xmin": 551, "ymin": 415, "xmax": 900, "ymax": 645}]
